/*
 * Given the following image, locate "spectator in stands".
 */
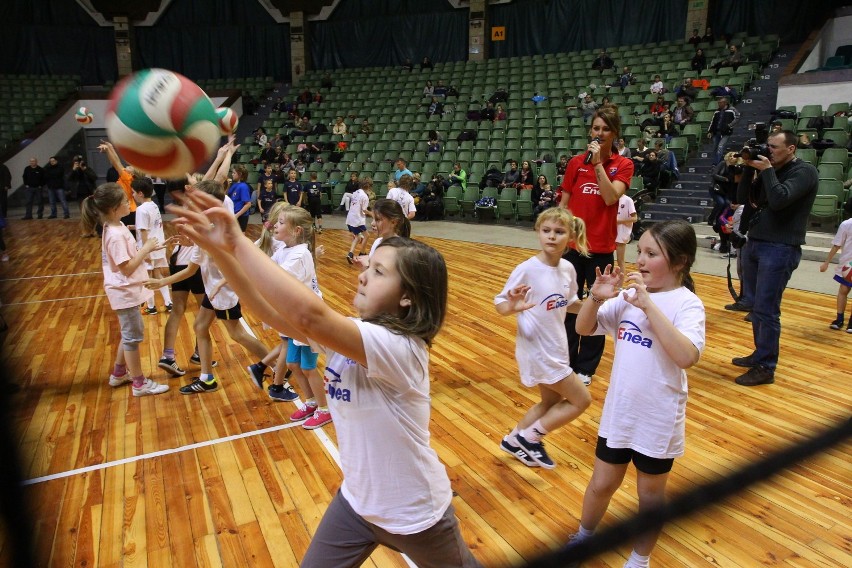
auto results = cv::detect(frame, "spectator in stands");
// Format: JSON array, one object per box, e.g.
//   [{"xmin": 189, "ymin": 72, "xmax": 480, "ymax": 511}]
[
  {"xmin": 359, "ymin": 118, "xmax": 373, "ymax": 136},
  {"xmin": 332, "ymin": 116, "xmax": 348, "ymax": 137},
  {"xmin": 259, "ymin": 142, "xmax": 276, "ymax": 165},
  {"xmin": 672, "ymin": 96, "xmax": 695, "ymax": 129},
  {"xmin": 423, "ymin": 80, "xmax": 434, "ymax": 97},
  {"xmin": 711, "ymin": 83, "xmax": 740, "ymax": 104},
  {"xmin": 532, "ymin": 175, "xmax": 555, "ymax": 219},
  {"xmin": 499, "ymin": 160, "xmax": 520, "ymax": 189},
  {"xmin": 632, "ymin": 138, "xmax": 650, "ymax": 167},
  {"xmin": 702, "ymin": 26, "xmax": 715, "ymax": 43},
  {"xmin": 531, "ymin": 93, "xmax": 547, "ymax": 105},
  {"xmin": 22, "ymin": 157, "xmax": 45, "ymax": 220},
  {"xmin": 321, "ymin": 73, "xmax": 333, "ymax": 89},
  {"xmin": 272, "ymin": 97, "xmax": 285, "ymax": 112},
  {"xmin": 446, "ymin": 163, "xmax": 467, "ymax": 190},
  {"xmin": 649, "ymin": 95, "xmax": 669, "ymax": 119},
  {"xmin": 433, "ymin": 80, "xmax": 448, "ymax": 97},
  {"xmin": 427, "ymin": 137, "xmax": 441, "ymax": 155},
  {"xmin": 427, "ymin": 97, "xmax": 444, "ymax": 117},
  {"xmin": 421, "ymin": 56, "xmax": 433, "ymax": 70},
  {"xmin": 650, "ymin": 75, "xmax": 666, "ymax": 94},
  {"xmin": 290, "ymin": 116, "xmax": 312, "ymax": 138},
  {"xmin": 770, "ymin": 121, "xmax": 783, "ymax": 134},
  {"xmin": 489, "ymin": 87, "xmax": 509, "ymax": 104},
  {"xmin": 675, "ymin": 78, "xmax": 699, "ymax": 101},
  {"xmin": 731, "ymin": 130, "xmax": 818, "ymax": 386},
  {"xmin": 480, "ymin": 101, "xmax": 496, "ymax": 122},
  {"xmin": 707, "ymin": 97, "xmax": 739, "ymax": 165},
  {"xmin": 616, "ymin": 138, "xmax": 631, "ymax": 158},
  {"xmin": 270, "ymin": 133, "xmax": 284, "ymax": 150},
  {"xmin": 714, "ymin": 44, "xmax": 745, "ymax": 71},
  {"xmin": 617, "ymin": 66, "xmax": 635, "ymax": 89},
  {"xmin": 298, "ymin": 88, "xmax": 312, "ymax": 106},
  {"xmin": 495, "ymin": 104, "xmax": 507, "ymax": 121},
  {"xmin": 639, "ymin": 150, "xmax": 662, "ymax": 194},
  {"xmin": 313, "ymin": 92, "xmax": 323, "ymax": 105},
  {"xmin": 517, "ymin": 160, "xmax": 535, "ymax": 190},
  {"xmin": 655, "ymin": 112, "xmax": 679, "ymax": 143},
  {"xmin": 394, "ymin": 159, "xmax": 413, "ymax": 182},
  {"xmin": 581, "ymin": 94, "xmax": 599, "ymax": 123},
  {"xmin": 402, "ymin": 58, "xmax": 413, "ymax": 72},
  {"xmin": 591, "ymin": 49, "xmax": 614, "ymax": 73},
  {"xmin": 691, "ymin": 48, "xmax": 707, "ymax": 73},
  {"xmin": 653, "ymin": 139, "xmax": 676, "ymax": 185},
  {"xmin": 255, "ymin": 127, "xmax": 268, "ymax": 147},
  {"xmin": 556, "ymin": 154, "xmax": 570, "ymax": 177},
  {"xmin": 797, "ymin": 133, "xmax": 812, "ymax": 149},
  {"xmin": 43, "ymin": 156, "xmax": 69, "ymax": 219},
  {"xmin": 688, "ymin": 28, "xmax": 702, "ymax": 46}
]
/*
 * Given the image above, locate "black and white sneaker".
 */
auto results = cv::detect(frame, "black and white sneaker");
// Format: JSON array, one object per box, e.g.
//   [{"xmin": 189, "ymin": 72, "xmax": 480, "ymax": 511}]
[
  {"xmin": 158, "ymin": 357, "xmax": 186, "ymax": 377},
  {"xmin": 246, "ymin": 363, "xmax": 267, "ymax": 390},
  {"xmin": 500, "ymin": 435, "xmax": 539, "ymax": 467},
  {"xmin": 514, "ymin": 433, "xmax": 556, "ymax": 469},
  {"xmin": 179, "ymin": 377, "xmax": 219, "ymax": 394},
  {"xmin": 829, "ymin": 317, "xmax": 844, "ymax": 330},
  {"xmin": 189, "ymin": 353, "xmax": 218, "ymax": 367},
  {"xmin": 268, "ymin": 383, "xmax": 299, "ymax": 401}
]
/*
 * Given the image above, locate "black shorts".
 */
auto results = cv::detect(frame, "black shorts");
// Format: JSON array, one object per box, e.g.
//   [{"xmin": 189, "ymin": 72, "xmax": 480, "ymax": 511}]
[
  {"xmin": 307, "ymin": 197, "xmax": 322, "ymax": 218},
  {"xmin": 169, "ymin": 264, "xmax": 205, "ymax": 294},
  {"xmin": 237, "ymin": 215, "xmax": 249, "ymax": 232},
  {"xmin": 201, "ymin": 295, "xmax": 242, "ymax": 320},
  {"xmin": 595, "ymin": 436, "xmax": 674, "ymax": 475}
]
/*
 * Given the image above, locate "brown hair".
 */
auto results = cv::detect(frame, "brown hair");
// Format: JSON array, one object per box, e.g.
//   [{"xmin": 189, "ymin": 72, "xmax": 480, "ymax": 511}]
[
  {"xmin": 643, "ymin": 219, "xmax": 697, "ymax": 292},
  {"xmin": 80, "ymin": 183, "xmax": 126, "ymax": 233},
  {"xmin": 591, "ymin": 103, "xmax": 622, "ymax": 140},
  {"xmin": 372, "ymin": 198, "xmax": 411, "ymax": 238}
]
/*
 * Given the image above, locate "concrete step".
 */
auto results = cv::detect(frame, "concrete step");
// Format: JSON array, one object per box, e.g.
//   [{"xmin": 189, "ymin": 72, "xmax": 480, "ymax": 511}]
[{"xmin": 691, "ymin": 221, "xmax": 837, "ymax": 262}]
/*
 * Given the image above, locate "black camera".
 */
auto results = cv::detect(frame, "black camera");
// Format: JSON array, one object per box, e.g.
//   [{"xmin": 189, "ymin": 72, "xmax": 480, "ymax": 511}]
[{"xmin": 741, "ymin": 122, "xmax": 770, "ymax": 160}]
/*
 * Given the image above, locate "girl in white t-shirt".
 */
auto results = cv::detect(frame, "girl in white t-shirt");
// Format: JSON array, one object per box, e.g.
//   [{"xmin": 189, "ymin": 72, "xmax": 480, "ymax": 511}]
[
  {"xmin": 355, "ymin": 198, "xmax": 411, "ymax": 269},
  {"xmin": 495, "ymin": 207, "xmax": 592, "ymax": 469},
  {"xmin": 170, "ymin": 188, "xmax": 481, "ymax": 568},
  {"xmin": 132, "ymin": 178, "xmax": 172, "ymax": 314},
  {"xmin": 569, "ymin": 219, "xmax": 705, "ymax": 568},
  {"xmin": 615, "ymin": 194, "xmax": 638, "ymax": 274},
  {"xmin": 345, "ymin": 177, "xmax": 373, "ymax": 264},
  {"xmin": 81, "ymin": 183, "xmax": 169, "ymax": 397}
]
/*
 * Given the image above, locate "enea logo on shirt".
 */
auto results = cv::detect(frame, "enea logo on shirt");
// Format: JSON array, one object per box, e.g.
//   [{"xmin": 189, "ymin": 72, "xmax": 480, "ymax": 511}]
[
  {"xmin": 580, "ymin": 182, "xmax": 600, "ymax": 195},
  {"xmin": 540, "ymin": 293, "xmax": 569, "ymax": 311},
  {"xmin": 325, "ymin": 363, "xmax": 352, "ymax": 401},
  {"xmin": 617, "ymin": 320, "xmax": 653, "ymax": 348}
]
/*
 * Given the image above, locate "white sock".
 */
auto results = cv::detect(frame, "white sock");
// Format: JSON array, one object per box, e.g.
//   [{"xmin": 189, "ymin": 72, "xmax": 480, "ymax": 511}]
[
  {"xmin": 147, "ymin": 298, "xmax": 155, "ymax": 309},
  {"xmin": 578, "ymin": 525, "xmax": 594, "ymax": 539},
  {"xmin": 521, "ymin": 419, "xmax": 549, "ymax": 443},
  {"xmin": 624, "ymin": 550, "xmax": 650, "ymax": 568},
  {"xmin": 159, "ymin": 286, "xmax": 171, "ymax": 305}
]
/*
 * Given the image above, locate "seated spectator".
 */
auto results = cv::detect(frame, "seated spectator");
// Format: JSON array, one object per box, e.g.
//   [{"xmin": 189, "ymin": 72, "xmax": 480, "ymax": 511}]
[
  {"xmin": 495, "ymin": 104, "xmax": 507, "ymax": 121},
  {"xmin": 713, "ymin": 44, "xmax": 745, "ymax": 70},
  {"xmin": 427, "ymin": 138, "xmax": 441, "ymax": 155},
  {"xmin": 489, "ymin": 87, "xmax": 509, "ymax": 104},
  {"xmin": 270, "ymin": 133, "xmax": 285, "ymax": 149},
  {"xmin": 632, "ymin": 137, "xmax": 650, "ymax": 166},
  {"xmin": 321, "ymin": 73, "xmax": 333, "ymax": 89},
  {"xmin": 446, "ymin": 162, "xmax": 467, "ymax": 190},
  {"xmin": 649, "ymin": 95, "xmax": 669, "ymax": 119},
  {"xmin": 675, "ymin": 78, "xmax": 699, "ymax": 101},
  {"xmin": 580, "ymin": 94, "xmax": 599, "ymax": 123},
  {"xmin": 421, "ymin": 56, "xmax": 433, "ymax": 70},
  {"xmin": 798, "ymin": 133, "xmax": 812, "ymax": 149},
  {"xmin": 359, "ymin": 118, "xmax": 374, "ymax": 136},
  {"xmin": 517, "ymin": 160, "xmax": 535, "ymax": 189},
  {"xmin": 616, "ymin": 138, "xmax": 631, "ymax": 158},
  {"xmin": 616, "ymin": 66, "xmax": 635, "ymax": 89},
  {"xmin": 710, "ymin": 84, "xmax": 739, "ymax": 104},
  {"xmin": 556, "ymin": 154, "xmax": 570, "ymax": 177},
  {"xmin": 591, "ymin": 49, "xmax": 614, "ymax": 72},
  {"xmin": 652, "ymin": 139, "xmax": 676, "ymax": 185},
  {"xmin": 433, "ymin": 80, "xmax": 448, "ymax": 97},
  {"xmin": 671, "ymin": 96, "xmax": 695, "ymax": 129},
  {"xmin": 417, "ymin": 175, "xmax": 445, "ymax": 221},
  {"xmin": 423, "ymin": 80, "xmax": 434, "ymax": 97},
  {"xmin": 313, "ymin": 92, "xmax": 323, "ymax": 105},
  {"xmin": 298, "ymin": 88, "xmax": 312, "ymax": 106},
  {"xmin": 654, "ymin": 112, "xmax": 679, "ymax": 142},
  {"xmin": 294, "ymin": 159, "xmax": 306, "ymax": 174},
  {"xmin": 394, "ymin": 158, "xmax": 413, "ymax": 181},
  {"xmin": 402, "ymin": 58, "xmax": 413, "ymax": 71},
  {"xmin": 702, "ymin": 26, "xmax": 715, "ymax": 43},
  {"xmin": 639, "ymin": 150, "xmax": 662, "ymax": 194},
  {"xmin": 691, "ymin": 48, "xmax": 707, "ymax": 73},
  {"xmin": 259, "ymin": 142, "xmax": 276, "ymax": 164},
  {"xmin": 332, "ymin": 116, "xmax": 348, "ymax": 137},
  {"xmin": 428, "ymin": 129, "xmax": 443, "ymax": 144},
  {"xmin": 770, "ymin": 121, "xmax": 783, "ymax": 134},
  {"xmin": 532, "ymin": 175, "xmax": 555, "ymax": 218},
  {"xmin": 255, "ymin": 127, "xmax": 268, "ymax": 146},
  {"xmin": 411, "ymin": 173, "xmax": 427, "ymax": 201},
  {"xmin": 650, "ymin": 75, "xmax": 666, "ymax": 94},
  {"xmin": 272, "ymin": 97, "xmax": 285, "ymax": 112},
  {"xmin": 445, "ymin": 84, "xmax": 459, "ymax": 97},
  {"xmin": 688, "ymin": 28, "xmax": 701, "ymax": 46},
  {"xmin": 480, "ymin": 101, "xmax": 496, "ymax": 122},
  {"xmin": 499, "ymin": 160, "xmax": 520, "ymax": 188},
  {"xmin": 531, "ymin": 93, "xmax": 547, "ymax": 105},
  {"xmin": 290, "ymin": 116, "xmax": 312, "ymax": 138},
  {"xmin": 427, "ymin": 97, "xmax": 444, "ymax": 117},
  {"xmin": 600, "ymin": 95, "xmax": 612, "ymax": 107}
]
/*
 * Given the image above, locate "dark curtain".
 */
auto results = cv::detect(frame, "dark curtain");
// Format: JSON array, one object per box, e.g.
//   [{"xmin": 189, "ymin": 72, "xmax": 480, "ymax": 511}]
[
  {"xmin": 310, "ymin": 0, "xmax": 467, "ymax": 69},
  {"xmin": 133, "ymin": 0, "xmax": 291, "ymax": 81},
  {"xmin": 711, "ymin": 0, "xmax": 846, "ymax": 43},
  {"xmin": 489, "ymin": 0, "xmax": 687, "ymax": 59},
  {"xmin": 0, "ymin": 0, "xmax": 116, "ymax": 84}
]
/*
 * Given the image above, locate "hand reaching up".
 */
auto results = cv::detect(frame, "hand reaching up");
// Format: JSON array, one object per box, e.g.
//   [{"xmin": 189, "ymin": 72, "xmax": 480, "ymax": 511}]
[
  {"xmin": 168, "ymin": 187, "xmax": 244, "ymax": 257},
  {"xmin": 589, "ymin": 264, "xmax": 623, "ymax": 301}
]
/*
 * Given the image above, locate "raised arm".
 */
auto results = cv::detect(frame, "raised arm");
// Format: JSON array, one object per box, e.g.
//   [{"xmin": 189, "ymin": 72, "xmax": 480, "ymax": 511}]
[{"xmin": 98, "ymin": 141, "xmax": 124, "ymax": 174}]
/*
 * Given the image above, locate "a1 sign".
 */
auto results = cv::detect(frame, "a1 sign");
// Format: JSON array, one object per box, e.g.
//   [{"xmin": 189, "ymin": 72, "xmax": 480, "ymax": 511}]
[{"xmin": 491, "ymin": 26, "xmax": 506, "ymax": 41}]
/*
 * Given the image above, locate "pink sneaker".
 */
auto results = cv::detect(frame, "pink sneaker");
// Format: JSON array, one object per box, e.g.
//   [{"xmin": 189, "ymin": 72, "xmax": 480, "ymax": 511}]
[
  {"xmin": 290, "ymin": 403, "xmax": 317, "ymax": 422},
  {"xmin": 302, "ymin": 409, "xmax": 332, "ymax": 430}
]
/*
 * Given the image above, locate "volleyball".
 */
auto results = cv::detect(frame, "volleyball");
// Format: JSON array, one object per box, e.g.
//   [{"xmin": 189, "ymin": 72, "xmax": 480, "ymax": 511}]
[
  {"xmin": 75, "ymin": 107, "xmax": 93, "ymax": 124},
  {"xmin": 215, "ymin": 106, "xmax": 239, "ymax": 135},
  {"xmin": 105, "ymin": 68, "xmax": 221, "ymax": 178}
]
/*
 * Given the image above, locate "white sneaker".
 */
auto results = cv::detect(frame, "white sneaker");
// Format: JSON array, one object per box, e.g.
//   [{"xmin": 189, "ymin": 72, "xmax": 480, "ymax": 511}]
[
  {"xmin": 577, "ymin": 373, "xmax": 592, "ymax": 386},
  {"xmin": 132, "ymin": 378, "xmax": 170, "ymax": 396},
  {"xmin": 108, "ymin": 373, "xmax": 132, "ymax": 387},
  {"xmin": 0, "ymin": 253, "xmax": 8, "ymax": 262}
]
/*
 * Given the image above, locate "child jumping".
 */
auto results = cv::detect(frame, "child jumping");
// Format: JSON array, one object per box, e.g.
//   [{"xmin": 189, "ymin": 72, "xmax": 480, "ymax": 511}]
[
  {"xmin": 495, "ymin": 207, "xmax": 592, "ymax": 469},
  {"xmin": 81, "ymin": 183, "xmax": 169, "ymax": 396},
  {"xmin": 819, "ymin": 216, "xmax": 852, "ymax": 332},
  {"xmin": 567, "ymin": 219, "xmax": 705, "ymax": 568},
  {"xmin": 170, "ymin": 187, "xmax": 481, "ymax": 567}
]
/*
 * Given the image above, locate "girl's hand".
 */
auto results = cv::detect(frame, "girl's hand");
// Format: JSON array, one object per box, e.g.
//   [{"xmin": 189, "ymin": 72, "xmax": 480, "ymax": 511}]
[
  {"xmin": 819, "ymin": 261, "xmax": 829, "ymax": 273},
  {"xmin": 144, "ymin": 278, "xmax": 163, "ymax": 290},
  {"xmin": 171, "ymin": 233, "xmax": 194, "ymax": 247},
  {"xmin": 622, "ymin": 271, "xmax": 651, "ymax": 310},
  {"xmin": 589, "ymin": 264, "xmax": 623, "ymax": 300},
  {"xmin": 315, "ymin": 244, "xmax": 325, "ymax": 258},
  {"xmin": 167, "ymin": 188, "xmax": 244, "ymax": 255},
  {"xmin": 140, "ymin": 236, "xmax": 159, "ymax": 254},
  {"xmin": 506, "ymin": 285, "xmax": 535, "ymax": 313},
  {"xmin": 97, "ymin": 141, "xmax": 113, "ymax": 152}
]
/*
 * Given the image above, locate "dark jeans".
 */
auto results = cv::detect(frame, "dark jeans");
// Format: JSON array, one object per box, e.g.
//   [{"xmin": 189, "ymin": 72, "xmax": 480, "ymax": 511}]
[
  {"xmin": 563, "ymin": 249, "xmax": 614, "ymax": 376},
  {"xmin": 739, "ymin": 239, "xmax": 802, "ymax": 370},
  {"xmin": 47, "ymin": 187, "xmax": 69, "ymax": 217},
  {"xmin": 24, "ymin": 185, "xmax": 44, "ymax": 218}
]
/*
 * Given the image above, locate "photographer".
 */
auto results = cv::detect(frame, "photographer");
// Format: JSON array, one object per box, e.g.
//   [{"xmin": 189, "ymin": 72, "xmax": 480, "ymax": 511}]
[{"xmin": 730, "ymin": 130, "xmax": 818, "ymax": 386}]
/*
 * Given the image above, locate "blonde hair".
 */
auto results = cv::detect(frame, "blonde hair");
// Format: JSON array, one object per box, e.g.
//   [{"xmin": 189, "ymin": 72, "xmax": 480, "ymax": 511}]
[
  {"xmin": 278, "ymin": 204, "xmax": 317, "ymax": 257},
  {"xmin": 534, "ymin": 207, "xmax": 589, "ymax": 256},
  {"xmin": 256, "ymin": 201, "xmax": 290, "ymax": 256}
]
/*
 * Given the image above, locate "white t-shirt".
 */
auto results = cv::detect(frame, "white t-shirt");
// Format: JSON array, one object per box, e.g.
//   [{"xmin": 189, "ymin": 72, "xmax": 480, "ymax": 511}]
[
  {"xmin": 309, "ymin": 320, "xmax": 452, "ymax": 534},
  {"xmin": 102, "ymin": 223, "xmax": 153, "ymax": 310},
  {"xmin": 346, "ymin": 189, "xmax": 369, "ymax": 227},
  {"xmin": 831, "ymin": 218, "xmax": 852, "ymax": 280},
  {"xmin": 135, "ymin": 201, "xmax": 167, "ymax": 261},
  {"xmin": 386, "ymin": 187, "xmax": 416, "ymax": 217},
  {"xmin": 172, "ymin": 243, "xmax": 197, "ymax": 266},
  {"xmin": 593, "ymin": 287, "xmax": 705, "ymax": 459},
  {"xmin": 189, "ymin": 246, "xmax": 239, "ymax": 310},
  {"xmin": 616, "ymin": 195, "xmax": 636, "ymax": 245},
  {"xmin": 368, "ymin": 236, "xmax": 384, "ymax": 259},
  {"xmin": 223, "ymin": 195, "xmax": 235, "ymax": 214},
  {"xmin": 495, "ymin": 256, "xmax": 578, "ymax": 386}
]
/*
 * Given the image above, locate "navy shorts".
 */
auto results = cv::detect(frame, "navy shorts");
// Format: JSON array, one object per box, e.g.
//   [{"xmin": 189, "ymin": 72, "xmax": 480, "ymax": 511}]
[
  {"xmin": 347, "ymin": 224, "xmax": 367, "ymax": 235},
  {"xmin": 595, "ymin": 436, "xmax": 674, "ymax": 475}
]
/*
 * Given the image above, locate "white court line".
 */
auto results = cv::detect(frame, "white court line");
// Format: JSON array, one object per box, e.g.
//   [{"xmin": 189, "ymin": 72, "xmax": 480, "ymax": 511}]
[
  {"xmin": 0, "ymin": 271, "xmax": 100, "ymax": 283},
  {"xmin": 23, "ymin": 420, "xmax": 304, "ymax": 486},
  {"xmin": 3, "ymin": 294, "xmax": 106, "ymax": 306}
]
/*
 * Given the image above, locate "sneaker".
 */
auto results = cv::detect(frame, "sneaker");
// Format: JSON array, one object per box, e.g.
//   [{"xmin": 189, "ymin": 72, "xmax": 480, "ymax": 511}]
[
  {"xmin": 847, "ymin": 322, "xmax": 852, "ymax": 334},
  {"xmin": 246, "ymin": 363, "xmax": 267, "ymax": 390},
  {"xmin": 290, "ymin": 403, "xmax": 318, "ymax": 422},
  {"xmin": 303, "ymin": 409, "xmax": 333, "ymax": 429},
  {"xmin": 576, "ymin": 372, "xmax": 592, "ymax": 386},
  {"xmin": 108, "ymin": 373, "xmax": 132, "ymax": 387},
  {"xmin": 158, "ymin": 357, "xmax": 186, "ymax": 377},
  {"xmin": 731, "ymin": 354, "xmax": 756, "ymax": 367},
  {"xmin": 189, "ymin": 353, "xmax": 218, "ymax": 367},
  {"xmin": 47, "ymin": 215, "xmax": 57, "ymax": 219},
  {"xmin": 0, "ymin": 254, "xmax": 8, "ymax": 262},
  {"xmin": 268, "ymin": 383, "xmax": 299, "ymax": 402},
  {"xmin": 63, "ymin": 214, "xmax": 70, "ymax": 219},
  {"xmin": 132, "ymin": 378, "xmax": 170, "ymax": 396},
  {"xmin": 346, "ymin": 252, "xmax": 354, "ymax": 264},
  {"xmin": 734, "ymin": 366, "xmax": 775, "ymax": 386},
  {"xmin": 179, "ymin": 377, "xmax": 219, "ymax": 394},
  {"xmin": 514, "ymin": 433, "xmax": 556, "ymax": 469},
  {"xmin": 721, "ymin": 251, "xmax": 737, "ymax": 259},
  {"xmin": 142, "ymin": 306, "xmax": 158, "ymax": 315},
  {"xmin": 711, "ymin": 243, "xmax": 721, "ymax": 251},
  {"xmin": 829, "ymin": 317, "xmax": 844, "ymax": 330},
  {"xmin": 165, "ymin": 303, "xmax": 173, "ymax": 313},
  {"xmin": 725, "ymin": 301, "xmax": 752, "ymax": 312},
  {"xmin": 500, "ymin": 435, "xmax": 539, "ymax": 467}
]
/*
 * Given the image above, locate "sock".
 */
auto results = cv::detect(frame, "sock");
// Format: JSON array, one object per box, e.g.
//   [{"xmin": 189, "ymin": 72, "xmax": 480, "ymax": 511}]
[
  {"xmin": 317, "ymin": 406, "xmax": 328, "ymax": 413},
  {"xmin": 162, "ymin": 348, "xmax": 175, "ymax": 360},
  {"xmin": 305, "ymin": 397, "xmax": 317, "ymax": 407},
  {"xmin": 578, "ymin": 525, "xmax": 595, "ymax": 539},
  {"xmin": 201, "ymin": 373, "xmax": 215, "ymax": 383},
  {"xmin": 522, "ymin": 419, "xmax": 549, "ymax": 443},
  {"xmin": 147, "ymin": 298, "xmax": 156, "ymax": 309},
  {"xmin": 624, "ymin": 550, "xmax": 650, "ymax": 568},
  {"xmin": 113, "ymin": 363, "xmax": 127, "ymax": 377},
  {"xmin": 837, "ymin": 312, "xmax": 844, "ymax": 322},
  {"xmin": 132, "ymin": 374, "xmax": 145, "ymax": 388},
  {"xmin": 284, "ymin": 369, "xmax": 292, "ymax": 379},
  {"xmin": 509, "ymin": 427, "xmax": 519, "ymax": 440},
  {"xmin": 160, "ymin": 286, "xmax": 171, "ymax": 305},
  {"xmin": 255, "ymin": 361, "xmax": 268, "ymax": 371}
]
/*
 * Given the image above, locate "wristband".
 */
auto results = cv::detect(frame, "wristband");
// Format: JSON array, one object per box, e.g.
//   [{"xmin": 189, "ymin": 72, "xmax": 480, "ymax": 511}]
[{"xmin": 589, "ymin": 292, "xmax": 607, "ymax": 304}]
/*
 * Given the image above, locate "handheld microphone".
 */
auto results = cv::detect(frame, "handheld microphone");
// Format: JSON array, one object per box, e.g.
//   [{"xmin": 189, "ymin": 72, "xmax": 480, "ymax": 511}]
[{"xmin": 584, "ymin": 137, "xmax": 601, "ymax": 164}]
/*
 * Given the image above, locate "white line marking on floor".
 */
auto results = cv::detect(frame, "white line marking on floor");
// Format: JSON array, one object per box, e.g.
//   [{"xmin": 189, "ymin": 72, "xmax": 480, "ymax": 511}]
[
  {"xmin": 0, "ymin": 271, "xmax": 100, "ymax": 282},
  {"xmin": 3, "ymin": 294, "xmax": 106, "ymax": 306}
]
